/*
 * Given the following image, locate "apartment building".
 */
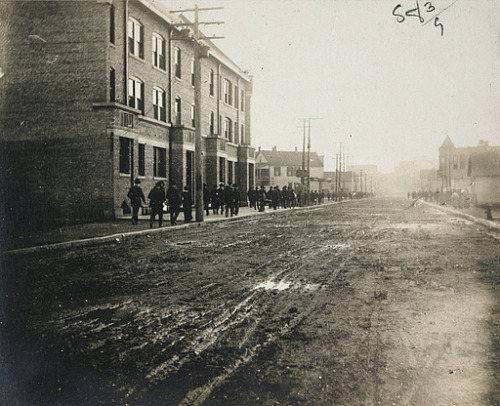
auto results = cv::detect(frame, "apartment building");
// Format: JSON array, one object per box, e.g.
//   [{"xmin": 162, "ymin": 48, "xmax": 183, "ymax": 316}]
[{"xmin": 0, "ymin": 0, "xmax": 254, "ymax": 231}]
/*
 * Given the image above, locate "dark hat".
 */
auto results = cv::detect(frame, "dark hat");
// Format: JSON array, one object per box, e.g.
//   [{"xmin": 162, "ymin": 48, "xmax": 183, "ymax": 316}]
[{"xmin": 134, "ymin": 179, "xmax": 141, "ymax": 184}]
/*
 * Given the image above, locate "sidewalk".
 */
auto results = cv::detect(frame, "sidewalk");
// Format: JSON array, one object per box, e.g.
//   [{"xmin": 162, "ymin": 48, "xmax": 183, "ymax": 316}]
[{"xmin": 3, "ymin": 205, "xmax": 300, "ymax": 253}]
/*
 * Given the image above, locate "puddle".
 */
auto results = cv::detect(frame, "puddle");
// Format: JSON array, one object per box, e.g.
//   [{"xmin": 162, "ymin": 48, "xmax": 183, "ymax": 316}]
[
  {"xmin": 253, "ymin": 280, "xmax": 291, "ymax": 291},
  {"xmin": 253, "ymin": 280, "xmax": 320, "ymax": 292},
  {"xmin": 325, "ymin": 244, "xmax": 350, "ymax": 249}
]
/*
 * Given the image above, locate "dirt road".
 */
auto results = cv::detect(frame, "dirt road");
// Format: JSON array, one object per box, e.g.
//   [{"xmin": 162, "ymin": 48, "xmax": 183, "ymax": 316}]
[{"xmin": 1, "ymin": 198, "xmax": 499, "ymax": 405}]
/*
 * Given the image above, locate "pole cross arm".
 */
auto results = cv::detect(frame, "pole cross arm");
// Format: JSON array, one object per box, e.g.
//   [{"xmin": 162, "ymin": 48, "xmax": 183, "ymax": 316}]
[{"xmin": 170, "ymin": 6, "xmax": 224, "ymax": 13}]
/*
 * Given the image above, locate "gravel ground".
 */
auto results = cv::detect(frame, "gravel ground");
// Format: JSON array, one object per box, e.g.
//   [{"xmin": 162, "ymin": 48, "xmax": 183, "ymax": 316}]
[{"xmin": 1, "ymin": 198, "xmax": 499, "ymax": 405}]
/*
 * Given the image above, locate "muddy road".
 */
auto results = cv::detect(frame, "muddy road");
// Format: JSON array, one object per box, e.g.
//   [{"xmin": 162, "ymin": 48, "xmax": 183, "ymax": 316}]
[{"xmin": 1, "ymin": 198, "xmax": 499, "ymax": 405}]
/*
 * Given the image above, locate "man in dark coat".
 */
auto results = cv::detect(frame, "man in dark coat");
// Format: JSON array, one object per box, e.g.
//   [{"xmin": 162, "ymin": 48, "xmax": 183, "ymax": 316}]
[
  {"xmin": 127, "ymin": 178, "xmax": 146, "ymax": 225},
  {"xmin": 209, "ymin": 184, "xmax": 218, "ymax": 214},
  {"xmin": 224, "ymin": 184, "xmax": 234, "ymax": 217},
  {"xmin": 216, "ymin": 183, "xmax": 225, "ymax": 215},
  {"xmin": 148, "ymin": 181, "xmax": 166, "ymax": 228},
  {"xmin": 166, "ymin": 182, "xmax": 182, "ymax": 225},
  {"xmin": 258, "ymin": 185, "xmax": 267, "ymax": 212},
  {"xmin": 203, "ymin": 183, "xmax": 210, "ymax": 216},
  {"xmin": 182, "ymin": 186, "xmax": 193, "ymax": 223},
  {"xmin": 232, "ymin": 184, "xmax": 241, "ymax": 215}
]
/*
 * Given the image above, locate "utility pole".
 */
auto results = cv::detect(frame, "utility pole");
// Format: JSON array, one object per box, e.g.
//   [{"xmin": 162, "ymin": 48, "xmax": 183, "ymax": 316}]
[
  {"xmin": 338, "ymin": 142, "xmax": 342, "ymax": 200},
  {"xmin": 335, "ymin": 154, "xmax": 338, "ymax": 201},
  {"xmin": 299, "ymin": 117, "xmax": 321, "ymax": 205},
  {"xmin": 170, "ymin": 5, "xmax": 224, "ymax": 222},
  {"xmin": 299, "ymin": 119, "xmax": 307, "ymax": 196}
]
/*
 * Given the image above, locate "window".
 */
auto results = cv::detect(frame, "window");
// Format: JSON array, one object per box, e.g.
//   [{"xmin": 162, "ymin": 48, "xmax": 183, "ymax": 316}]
[
  {"xmin": 119, "ymin": 137, "xmax": 132, "ymax": 174},
  {"xmin": 174, "ymin": 97, "xmax": 181, "ymax": 125},
  {"xmin": 234, "ymin": 85, "xmax": 239, "ymax": 108},
  {"xmin": 228, "ymin": 161, "xmax": 233, "ymax": 185},
  {"xmin": 209, "ymin": 111, "xmax": 215, "ymax": 135},
  {"xmin": 174, "ymin": 47, "xmax": 181, "ymax": 78},
  {"xmin": 234, "ymin": 122, "xmax": 239, "ymax": 144},
  {"xmin": 241, "ymin": 124, "xmax": 245, "ymax": 144},
  {"xmin": 153, "ymin": 87, "xmax": 166, "ymax": 122},
  {"xmin": 153, "ymin": 147, "xmax": 167, "ymax": 178},
  {"xmin": 109, "ymin": 67, "xmax": 115, "ymax": 102},
  {"xmin": 274, "ymin": 167, "xmax": 281, "ymax": 177},
  {"xmin": 219, "ymin": 157, "xmax": 225, "ymax": 183},
  {"xmin": 191, "ymin": 58, "xmax": 195, "ymax": 86},
  {"xmin": 152, "ymin": 33, "xmax": 166, "ymax": 70},
  {"xmin": 128, "ymin": 77, "xmax": 144, "ymax": 113},
  {"xmin": 191, "ymin": 104, "xmax": 195, "ymax": 127},
  {"xmin": 209, "ymin": 69, "xmax": 214, "ymax": 96},
  {"xmin": 453, "ymin": 155, "xmax": 458, "ymax": 170},
  {"xmin": 241, "ymin": 89, "xmax": 245, "ymax": 112},
  {"xmin": 128, "ymin": 18, "xmax": 143, "ymax": 58},
  {"xmin": 287, "ymin": 166, "xmax": 294, "ymax": 176},
  {"xmin": 110, "ymin": 5, "xmax": 115, "ymax": 44},
  {"xmin": 224, "ymin": 79, "xmax": 232, "ymax": 105},
  {"xmin": 138, "ymin": 144, "xmax": 145, "ymax": 176},
  {"xmin": 224, "ymin": 117, "xmax": 232, "ymax": 141}
]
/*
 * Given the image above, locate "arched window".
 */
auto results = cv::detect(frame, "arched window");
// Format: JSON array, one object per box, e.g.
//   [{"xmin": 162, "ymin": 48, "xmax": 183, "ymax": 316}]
[
  {"xmin": 128, "ymin": 18, "xmax": 143, "ymax": 58},
  {"xmin": 153, "ymin": 87, "xmax": 166, "ymax": 122},
  {"xmin": 174, "ymin": 47, "xmax": 182, "ymax": 78},
  {"xmin": 152, "ymin": 33, "xmax": 166, "ymax": 70},
  {"xmin": 128, "ymin": 77, "xmax": 144, "ymax": 113}
]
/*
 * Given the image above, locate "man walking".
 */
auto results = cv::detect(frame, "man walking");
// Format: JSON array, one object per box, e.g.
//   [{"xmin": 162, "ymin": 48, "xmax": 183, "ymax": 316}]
[
  {"xmin": 148, "ymin": 181, "xmax": 166, "ymax": 228},
  {"xmin": 166, "ymin": 182, "xmax": 182, "ymax": 225},
  {"xmin": 127, "ymin": 179, "xmax": 146, "ymax": 225}
]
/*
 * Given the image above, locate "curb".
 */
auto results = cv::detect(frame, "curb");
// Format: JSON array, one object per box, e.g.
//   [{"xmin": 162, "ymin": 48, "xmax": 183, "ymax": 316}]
[
  {"xmin": 422, "ymin": 201, "xmax": 500, "ymax": 232},
  {"xmin": 2, "ymin": 201, "xmax": 343, "ymax": 256}
]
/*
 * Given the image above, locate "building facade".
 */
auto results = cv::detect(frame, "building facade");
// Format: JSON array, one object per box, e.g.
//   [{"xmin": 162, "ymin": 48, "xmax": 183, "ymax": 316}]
[
  {"xmin": 255, "ymin": 147, "xmax": 324, "ymax": 192},
  {"xmin": 438, "ymin": 137, "xmax": 500, "ymax": 193},
  {"xmin": 0, "ymin": 0, "xmax": 254, "ymax": 231}
]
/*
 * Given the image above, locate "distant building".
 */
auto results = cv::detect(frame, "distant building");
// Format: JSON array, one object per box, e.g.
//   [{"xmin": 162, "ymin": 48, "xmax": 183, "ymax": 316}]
[
  {"xmin": 419, "ymin": 169, "xmax": 440, "ymax": 192},
  {"xmin": 438, "ymin": 137, "xmax": 500, "ymax": 192},
  {"xmin": 468, "ymin": 151, "xmax": 500, "ymax": 205},
  {"xmin": 255, "ymin": 147, "xmax": 324, "ymax": 191}
]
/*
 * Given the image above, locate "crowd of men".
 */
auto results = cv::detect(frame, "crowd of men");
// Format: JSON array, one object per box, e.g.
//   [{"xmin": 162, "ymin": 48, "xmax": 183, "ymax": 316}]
[{"xmin": 128, "ymin": 180, "xmax": 355, "ymax": 228}]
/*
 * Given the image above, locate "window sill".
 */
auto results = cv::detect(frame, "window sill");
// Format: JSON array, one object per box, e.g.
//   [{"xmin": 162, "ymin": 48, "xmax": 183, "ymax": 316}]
[
  {"xmin": 152, "ymin": 64, "xmax": 167, "ymax": 74},
  {"xmin": 92, "ymin": 102, "xmax": 141, "ymax": 114},
  {"xmin": 129, "ymin": 53, "xmax": 146, "ymax": 63},
  {"xmin": 138, "ymin": 115, "xmax": 171, "ymax": 128}
]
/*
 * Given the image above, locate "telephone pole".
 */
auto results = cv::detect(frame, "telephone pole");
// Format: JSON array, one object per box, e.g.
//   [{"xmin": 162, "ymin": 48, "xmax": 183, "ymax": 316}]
[
  {"xmin": 170, "ymin": 5, "xmax": 224, "ymax": 222},
  {"xmin": 299, "ymin": 117, "xmax": 321, "ymax": 205}
]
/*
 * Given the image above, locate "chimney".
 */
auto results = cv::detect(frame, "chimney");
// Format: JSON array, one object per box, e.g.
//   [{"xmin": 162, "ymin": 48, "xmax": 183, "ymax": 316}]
[
  {"xmin": 295, "ymin": 146, "xmax": 297, "ymax": 152},
  {"xmin": 272, "ymin": 146, "xmax": 277, "ymax": 152}
]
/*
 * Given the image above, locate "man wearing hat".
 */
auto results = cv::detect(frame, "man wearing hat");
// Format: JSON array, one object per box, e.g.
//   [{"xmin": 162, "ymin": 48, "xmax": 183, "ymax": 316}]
[
  {"xmin": 127, "ymin": 179, "xmax": 146, "ymax": 225},
  {"xmin": 148, "ymin": 181, "xmax": 166, "ymax": 227}
]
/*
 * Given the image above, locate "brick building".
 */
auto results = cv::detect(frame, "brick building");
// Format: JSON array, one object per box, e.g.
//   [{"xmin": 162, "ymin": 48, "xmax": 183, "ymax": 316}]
[{"xmin": 0, "ymin": 0, "xmax": 254, "ymax": 233}]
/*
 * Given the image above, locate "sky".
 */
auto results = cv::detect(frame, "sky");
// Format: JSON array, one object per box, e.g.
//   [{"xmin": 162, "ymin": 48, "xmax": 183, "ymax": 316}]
[{"xmin": 161, "ymin": 0, "xmax": 500, "ymax": 173}]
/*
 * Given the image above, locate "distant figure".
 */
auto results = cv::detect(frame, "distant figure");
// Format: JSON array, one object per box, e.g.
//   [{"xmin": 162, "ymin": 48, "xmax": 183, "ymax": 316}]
[
  {"xmin": 232, "ymin": 184, "xmax": 241, "ymax": 215},
  {"xmin": 167, "ymin": 182, "xmax": 182, "ymax": 225},
  {"xmin": 210, "ymin": 184, "xmax": 218, "ymax": 214},
  {"xmin": 127, "ymin": 178, "xmax": 146, "ymax": 225},
  {"xmin": 148, "ymin": 181, "xmax": 166, "ymax": 228},
  {"xmin": 203, "ymin": 183, "xmax": 210, "ymax": 216},
  {"xmin": 182, "ymin": 186, "xmax": 193, "ymax": 222},
  {"xmin": 224, "ymin": 184, "xmax": 234, "ymax": 217},
  {"xmin": 258, "ymin": 185, "xmax": 267, "ymax": 212}
]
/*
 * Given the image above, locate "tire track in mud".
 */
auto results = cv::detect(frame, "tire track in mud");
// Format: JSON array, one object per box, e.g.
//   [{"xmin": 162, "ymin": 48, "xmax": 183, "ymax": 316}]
[
  {"xmin": 126, "ymin": 223, "xmax": 326, "ymax": 400},
  {"xmin": 177, "ymin": 226, "xmax": 368, "ymax": 406}
]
